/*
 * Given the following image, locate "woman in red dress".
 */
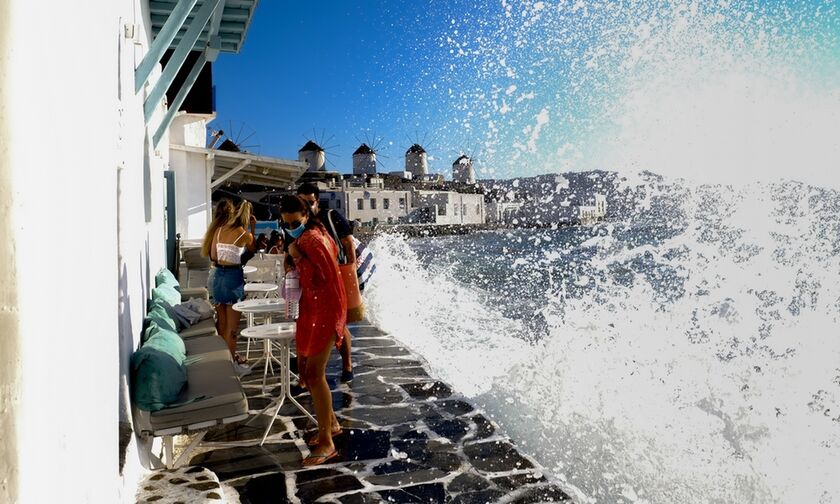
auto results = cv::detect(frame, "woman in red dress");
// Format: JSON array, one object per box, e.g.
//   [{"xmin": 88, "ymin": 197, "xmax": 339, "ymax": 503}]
[{"xmin": 279, "ymin": 195, "xmax": 347, "ymax": 466}]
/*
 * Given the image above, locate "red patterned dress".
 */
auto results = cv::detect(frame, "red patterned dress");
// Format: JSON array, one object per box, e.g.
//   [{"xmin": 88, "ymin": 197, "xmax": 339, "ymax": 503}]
[{"xmin": 293, "ymin": 226, "xmax": 347, "ymax": 357}]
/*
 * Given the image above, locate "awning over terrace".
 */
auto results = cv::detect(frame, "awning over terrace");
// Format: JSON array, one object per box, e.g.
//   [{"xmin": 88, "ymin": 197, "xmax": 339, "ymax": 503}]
[{"xmin": 170, "ymin": 143, "xmax": 307, "ymax": 189}]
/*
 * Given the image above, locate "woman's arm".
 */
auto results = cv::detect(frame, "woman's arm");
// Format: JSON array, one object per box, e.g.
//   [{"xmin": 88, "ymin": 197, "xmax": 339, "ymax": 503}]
[{"xmin": 244, "ymin": 216, "xmax": 257, "ymax": 252}]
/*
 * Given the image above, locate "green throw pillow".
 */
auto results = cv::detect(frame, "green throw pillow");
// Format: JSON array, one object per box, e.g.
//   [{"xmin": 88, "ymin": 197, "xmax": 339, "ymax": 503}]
[
  {"xmin": 143, "ymin": 325, "xmax": 186, "ymax": 365},
  {"xmin": 155, "ymin": 268, "xmax": 180, "ymax": 290},
  {"xmin": 148, "ymin": 301, "xmax": 179, "ymax": 332},
  {"xmin": 149, "ymin": 299, "xmax": 183, "ymax": 331},
  {"xmin": 151, "ymin": 285, "xmax": 181, "ymax": 307},
  {"xmin": 130, "ymin": 346, "xmax": 187, "ymax": 412}
]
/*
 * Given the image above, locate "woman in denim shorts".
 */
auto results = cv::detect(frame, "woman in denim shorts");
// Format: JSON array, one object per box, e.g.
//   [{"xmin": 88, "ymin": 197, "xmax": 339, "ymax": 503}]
[{"xmin": 202, "ymin": 200, "xmax": 255, "ymax": 365}]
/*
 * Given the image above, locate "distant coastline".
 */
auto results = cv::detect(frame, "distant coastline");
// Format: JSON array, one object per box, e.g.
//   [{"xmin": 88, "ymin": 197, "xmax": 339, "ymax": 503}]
[{"xmin": 354, "ymin": 218, "xmax": 602, "ymax": 240}]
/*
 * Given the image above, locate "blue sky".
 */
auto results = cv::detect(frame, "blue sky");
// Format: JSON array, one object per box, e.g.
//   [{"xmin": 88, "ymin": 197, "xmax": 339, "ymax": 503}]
[{"xmin": 212, "ymin": 0, "xmax": 840, "ymax": 180}]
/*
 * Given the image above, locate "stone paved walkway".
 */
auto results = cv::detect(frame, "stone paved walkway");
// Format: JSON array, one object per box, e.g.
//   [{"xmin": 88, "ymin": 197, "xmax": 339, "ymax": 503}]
[{"xmin": 182, "ymin": 323, "xmax": 573, "ymax": 503}]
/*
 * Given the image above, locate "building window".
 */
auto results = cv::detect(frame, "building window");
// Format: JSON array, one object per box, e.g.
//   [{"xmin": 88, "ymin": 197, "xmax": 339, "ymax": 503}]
[
  {"xmin": 387, "ymin": 217, "xmax": 393, "ymax": 224},
  {"xmin": 383, "ymin": 198, "xmax": 390, "ymax": 209},
  {"xmin": 337, "ymin": 200, "xmax": 342, "ymax": 209},
  {"xmin": 454, "ymin": 204, "xmax": 459, "ymax": 215},
  {"xmin": 476, "ymin": 204, "xmax": 480, "ymax": 214},
  {"xmin": 462, "ymin": 204, "xmax": 467, "ymax": 215},
  {"xmin": 438, "ymin": 206, "xmax": 446, "ymax": 216},
  {"xmin": 371, "ymin": 198, "xmax": 377, "ymax": 209},
  {"xmin": 399, "ymin": 197, "xmax": 406, "ymax": 209},
  {"xmin": 320, "ymin": 199, "xmax": 329, "ymax": 209},
  {"xmin": 372, "ymin": 217, "xmax": 379, "ymax": 225},
  {"xmin": 357, "ymin": 199, "xmax": 364, "ymax": 210}
]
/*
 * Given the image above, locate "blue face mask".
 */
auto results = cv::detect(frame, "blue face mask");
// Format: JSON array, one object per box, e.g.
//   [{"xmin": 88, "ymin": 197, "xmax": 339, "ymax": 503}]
[{"xmin": 285, "ymin": 223, "xmax": 305, "ymax": 239}]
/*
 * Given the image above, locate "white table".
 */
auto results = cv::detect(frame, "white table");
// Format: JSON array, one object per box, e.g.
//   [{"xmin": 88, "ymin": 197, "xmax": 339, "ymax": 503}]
[
  {"xmin": 241, "ymin": 322, "xmax": 317, "ymax": 445},
  {"xmin": 233, "ymin": 298, "xmax": 287, "ymax": 362},
  {"xmin": 242, "ymin": 265, "xmax": 258, "ymax": 275},
  {"xmin": 244, "ymin": 282, "xmax": 278, "ymax": 298}
]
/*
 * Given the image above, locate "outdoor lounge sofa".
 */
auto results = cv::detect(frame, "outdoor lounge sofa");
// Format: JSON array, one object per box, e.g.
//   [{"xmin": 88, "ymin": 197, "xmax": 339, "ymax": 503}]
[{"xmin": 131, "ymin": 269, "xmax": 249, "ymax": 469}]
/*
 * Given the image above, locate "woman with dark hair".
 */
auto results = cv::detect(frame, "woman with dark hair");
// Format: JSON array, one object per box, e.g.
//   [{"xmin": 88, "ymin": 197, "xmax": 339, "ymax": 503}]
[
  {"xmin": 266, "ymin": 230, "xmax": 283, "ymax": 254},
  {"xmin": 256, "ymin": 232, "xmax": 268, "ymax": 251},
  {"xmin": 279, "ymin": 194, "xmax": 347, "ymax": 466}
]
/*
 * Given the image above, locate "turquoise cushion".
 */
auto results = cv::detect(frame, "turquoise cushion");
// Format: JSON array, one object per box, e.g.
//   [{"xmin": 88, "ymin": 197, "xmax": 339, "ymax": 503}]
[
  {"xmin": 155, "ymin": 268, "xmax": 180, "ymax": 290},
  {"xmin": 144, "ymin": 324, "xmax": 186, "ymax": 365},
  {"xmin": 148, "ymin": 300, "xmax": 180, "ymax": 332},
  {"xmin": 149, "ymin": 299, "xmax": 181, "ymax": 330},
  {"xmin": 151, "ymin": 285, "xmax": 181, "ymax": 307},
  {"xmin": 130, "ymin": 346, "xmax": 187, "ymax": 412}
]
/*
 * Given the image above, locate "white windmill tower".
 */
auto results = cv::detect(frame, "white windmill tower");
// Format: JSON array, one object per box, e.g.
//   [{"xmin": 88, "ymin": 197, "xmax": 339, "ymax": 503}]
[
  {"xmin": 405, "ymin": 143, "xmax": 428, "ymax": 179},
  {"xmin": 298, "ymin": 140, "xmax": 326, "ymax": 172},
  {"xmin": 452, "ymin": 154, "xmax": 475, "ymax": 184},
  {"xmin": 352, "ymin": 143, "xmax": 378, "ymax": 175}
]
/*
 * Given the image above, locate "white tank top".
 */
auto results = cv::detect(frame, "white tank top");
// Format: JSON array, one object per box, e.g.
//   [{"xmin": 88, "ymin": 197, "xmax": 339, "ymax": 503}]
[{"xmin": 215, "ymin": 228, "xmax": 247, "ymax": 265}]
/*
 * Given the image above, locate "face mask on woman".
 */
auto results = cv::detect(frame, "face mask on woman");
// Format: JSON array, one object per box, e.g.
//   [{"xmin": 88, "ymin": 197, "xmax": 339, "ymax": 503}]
[{"xmin": 285, "ymin": 222, "xmax": 305, "ymax": 239}]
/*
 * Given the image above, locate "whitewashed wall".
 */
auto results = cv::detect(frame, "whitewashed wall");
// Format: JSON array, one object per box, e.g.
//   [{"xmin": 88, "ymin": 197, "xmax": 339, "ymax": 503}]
[
  {"xmin": 170, "ymin": 114, "xmax": 213, "ymax": 239},
  {"xmin": 1, "ymin": 0, "xmax": 169, "ymax": 502}
]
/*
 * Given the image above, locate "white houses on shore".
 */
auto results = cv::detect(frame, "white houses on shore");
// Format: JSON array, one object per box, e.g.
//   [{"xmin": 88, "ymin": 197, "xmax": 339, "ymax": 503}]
[{"xmin": 578, "ymin": 194, "xmax": 608, "ymax": 224}]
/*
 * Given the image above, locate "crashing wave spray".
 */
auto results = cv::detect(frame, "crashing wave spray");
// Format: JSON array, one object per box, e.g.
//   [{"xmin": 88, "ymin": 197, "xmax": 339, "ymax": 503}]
[
  {"xmin": 363, "ymin": 1, "xmax": 840, "ymax": 502},
  {"xmin": 365, "ymin": 179, "xmax": 840, "ymax": 503}
]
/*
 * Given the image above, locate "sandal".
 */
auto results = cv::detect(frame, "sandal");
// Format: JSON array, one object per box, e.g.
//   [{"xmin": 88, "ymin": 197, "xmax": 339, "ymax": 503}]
[
  {"xmin": 304, "ymin": 428, "xmax": 343, "ymax": 447},
  {"xmin": 302, "ymin": 448, "xmax": 339, "ymax": 467},
  {"xmin": 233, "ymin": 353, "xmax": 247, "ymax": 365}
]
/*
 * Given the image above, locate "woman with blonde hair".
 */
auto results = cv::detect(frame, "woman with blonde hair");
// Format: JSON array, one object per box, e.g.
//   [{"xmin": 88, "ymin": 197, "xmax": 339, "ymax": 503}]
[{"xmin": 202, "ymin": 199, "xmax": 256, "ymax": 368}]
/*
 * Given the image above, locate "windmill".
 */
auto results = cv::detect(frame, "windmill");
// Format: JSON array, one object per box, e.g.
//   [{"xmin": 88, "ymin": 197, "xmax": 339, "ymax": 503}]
[
  {"xmin": 298, "ymin": 128, "xmax": 340, "ymax": 172},
  {"xmin": 352, "ymin": 130, "xmax": 391, "ymax": 175},
  {"xmin": 206, "ymin": 120, "xmax": 261, "ymax": 154},
  {"xmin": 450, "ymin": 140, "xmax": 486, "ymax": 186},
  {"xmin": 403, "ymin": 130, "xmax": 439, "ymax": 180}
]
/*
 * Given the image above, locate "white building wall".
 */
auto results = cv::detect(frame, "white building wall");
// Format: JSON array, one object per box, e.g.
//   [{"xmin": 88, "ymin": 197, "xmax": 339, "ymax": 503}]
[
  {"xmin": 170, "ymin": 114, "xmax": 214, "ymax": 239},
  {"xmin": 326, "ymin": 188, "xmax": 413, "ymax": 225},
  {"xmin": 1, "ymin": 1, "xmax": 168, "ymax": 502},
  {"xmin": 414, "ymin": 191, "xmax": 485, "ymax": 225}
]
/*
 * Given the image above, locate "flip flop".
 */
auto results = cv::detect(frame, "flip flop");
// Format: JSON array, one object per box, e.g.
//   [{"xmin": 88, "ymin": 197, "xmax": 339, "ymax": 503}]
[
  {"xmin": 302, "ymin": 448, "xmax": 339, "ymax": 467},
  {"xmin": 304, "ymin": 428, "xmax": 343, "ymax": 447},
  {"xmin": 233, "ymin": 354, "xmax": 247, "ymax": 365}
]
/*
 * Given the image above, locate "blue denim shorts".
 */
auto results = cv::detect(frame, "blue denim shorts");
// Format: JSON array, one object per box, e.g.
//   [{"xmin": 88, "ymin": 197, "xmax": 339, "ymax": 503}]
[{"xmin": 211, "ymin": 266, "xmax": 245, "ymax": 305}]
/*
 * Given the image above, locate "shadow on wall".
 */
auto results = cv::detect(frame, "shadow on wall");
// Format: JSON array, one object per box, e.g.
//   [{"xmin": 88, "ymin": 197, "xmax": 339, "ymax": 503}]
[{"xmin": 117, "ymin": 262, "xmax": 135, "ymax": 474}]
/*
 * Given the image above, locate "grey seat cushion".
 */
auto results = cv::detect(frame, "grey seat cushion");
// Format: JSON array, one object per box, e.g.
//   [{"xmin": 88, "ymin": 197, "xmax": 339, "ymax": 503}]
[
  {"xmin": 180, "ymin": 287, "xmax": 209, "ymax": 301},
  {"xmin": 184, "ymin": 334, "xmax": 231, "ymax": 364},
  {"xmin": 149, "ymin": 359, "xmax": 247, "ymax": 433},
  {"xmin": 178, "ymin": 318, "xmax": 216, "ymax": 339}
]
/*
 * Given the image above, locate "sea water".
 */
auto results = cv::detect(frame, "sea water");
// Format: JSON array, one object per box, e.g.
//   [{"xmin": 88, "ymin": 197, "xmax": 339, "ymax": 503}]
[
  {"xmin": 364, "ymin": 179, "xmax": 840, "ymax": 503},
  {"xmin": 357, "ymin": 1, "xmax": 840, "ymax": 500}
]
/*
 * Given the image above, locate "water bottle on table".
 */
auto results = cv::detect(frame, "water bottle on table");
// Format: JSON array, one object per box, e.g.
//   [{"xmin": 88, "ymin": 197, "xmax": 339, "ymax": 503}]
[{"xmin": 284, "ymin": 270, "xmax": 301, "ymax": 319}]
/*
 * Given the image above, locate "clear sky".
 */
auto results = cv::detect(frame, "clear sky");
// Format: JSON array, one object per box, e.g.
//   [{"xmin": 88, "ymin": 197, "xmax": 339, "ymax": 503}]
[{"xmin": 212, "ymin": 0, "xmax": 840, "ymax": 181}]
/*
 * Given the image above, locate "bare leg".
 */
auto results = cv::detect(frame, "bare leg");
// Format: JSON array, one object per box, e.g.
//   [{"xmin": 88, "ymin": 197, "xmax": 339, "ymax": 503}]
[
  {"xmin": 216, "ymin": 304, "xmax": 227, "ymax": 343},
  {"xmin": 303, "ymin": 335, "xmax": 338, "ymax": 461},
  {"xmin": 338, "ymin": 328, "xmax": 353, "ymax": 373},
  {"xmin": 298, "ymin": 356, "xmax": 308, "ymax": 389},
  {"xmin": 224, "ymin": 304, "xmax": 241, "ymax": 359}
]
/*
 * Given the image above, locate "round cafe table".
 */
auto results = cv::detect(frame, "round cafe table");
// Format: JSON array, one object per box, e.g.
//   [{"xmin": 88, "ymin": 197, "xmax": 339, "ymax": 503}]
[
  {"xmin": 232, "ymin": 297, "xmax": 287, "ymax": 364},
  {"xmin": 241, "ymin": 322, "xmax": 317, "ymax": 445},
  {"xmin": 242, "ymin": 265, "xmax": 258, "ymax": 275}
]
